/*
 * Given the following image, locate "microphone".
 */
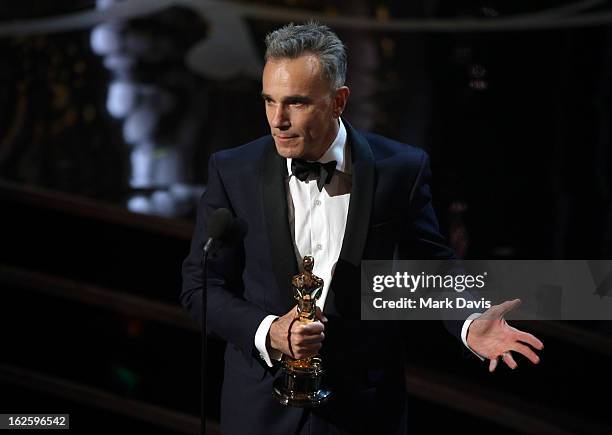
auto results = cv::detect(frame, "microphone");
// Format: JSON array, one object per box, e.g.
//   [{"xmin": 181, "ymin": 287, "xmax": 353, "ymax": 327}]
[{"xmin": 203, "ymin": 208, "xmax": 232, "ymax": 254}]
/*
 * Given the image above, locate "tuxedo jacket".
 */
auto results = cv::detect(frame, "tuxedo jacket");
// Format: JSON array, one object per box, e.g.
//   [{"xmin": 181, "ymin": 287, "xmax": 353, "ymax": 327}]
[{"xmin": 181, "ymin": 121, "xmax": 461, "ymax": 435}]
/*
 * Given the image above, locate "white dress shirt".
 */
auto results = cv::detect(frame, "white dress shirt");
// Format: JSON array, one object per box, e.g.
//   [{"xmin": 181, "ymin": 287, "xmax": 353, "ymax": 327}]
[{"xmin": 255, "ymin": 119, "xmax": 483, "ymax": 366}]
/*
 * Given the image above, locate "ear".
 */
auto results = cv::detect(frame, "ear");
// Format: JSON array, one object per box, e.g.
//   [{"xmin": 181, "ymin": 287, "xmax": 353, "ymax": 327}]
[{"xmin": 333, "ymin": 86, "xmax": 350, "ymax": 118}]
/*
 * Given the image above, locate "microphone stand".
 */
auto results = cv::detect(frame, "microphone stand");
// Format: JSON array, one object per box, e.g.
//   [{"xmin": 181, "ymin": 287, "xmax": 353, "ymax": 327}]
[
  {"xmin": 198, "ymin": 208, "xmax": 234, "ymax": 435},
  {"xmin": 200, "ymin": 239, "xmax": 213, "ymax": 435}
]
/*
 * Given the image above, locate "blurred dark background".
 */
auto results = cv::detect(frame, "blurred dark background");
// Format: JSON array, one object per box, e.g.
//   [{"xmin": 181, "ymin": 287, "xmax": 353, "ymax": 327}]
[{"xmin": 1, "ymin": 1, "xmax": 611, "ymax": 434}]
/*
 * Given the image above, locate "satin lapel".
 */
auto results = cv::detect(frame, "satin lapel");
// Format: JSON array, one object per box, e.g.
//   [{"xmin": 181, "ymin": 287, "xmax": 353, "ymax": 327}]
[
  {"xmin": 262, "ymin": 140, "xmax": 298, "ymax": 304},
  {"xmin": 339, "ymin": 121, "xmax": 375, "ymax": 266}
]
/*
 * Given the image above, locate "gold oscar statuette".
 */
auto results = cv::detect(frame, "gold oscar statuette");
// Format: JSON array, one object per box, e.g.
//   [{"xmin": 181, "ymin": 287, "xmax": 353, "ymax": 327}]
[{"xmin": 272, "ymin": 256, "xmax": 332, "ymax": 407}]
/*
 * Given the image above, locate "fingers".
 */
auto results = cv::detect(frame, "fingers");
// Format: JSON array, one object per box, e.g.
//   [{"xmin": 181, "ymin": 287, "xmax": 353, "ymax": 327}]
[
  {"xmin": 488, "ymin": 358, "xmax": 498, "ymax": 373},
  {"xmin": 290, "ymin": 338, "xmax": 323, "ymax": 359},
  {"xmin": 487, "ymin": 344, "xmax": 541, "ymax": 373},
  {"xmin": 297, "ymin": 321, "xmax": 324, "ymax": 334},
  {"xmin": 292, "ymin": 322, "xmax": 324, "ymax": 343},
  {"xmin": 270, "ymin": 307, "xmax": 327, "ymax": 358},
  {"xmin": 289, "ymin": 321, "xmax": 325, "ymax": 359},
  {"xmin": 490, "ymin": 352, "xmax": 518, "ymax": 372},
  {"xmin": 510, "ymin": 342, "xmax": 541, "ymax": 364},
  {"xmin": 300, "ymin": 332, "xmax": 325, "ymax": 345},
  {"xmin": 509, "ymin": 327, "xmax": 544, "ymax": 350},
  {"xmin": 501, "ymin": 351, "xmax": 518, "ymax": 370}
]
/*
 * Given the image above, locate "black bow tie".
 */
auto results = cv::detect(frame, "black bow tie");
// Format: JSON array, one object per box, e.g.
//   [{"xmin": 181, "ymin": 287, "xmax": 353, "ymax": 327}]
[{"xmin": 291, "ymin": 159, "xmax": 337, "ymax": 191}]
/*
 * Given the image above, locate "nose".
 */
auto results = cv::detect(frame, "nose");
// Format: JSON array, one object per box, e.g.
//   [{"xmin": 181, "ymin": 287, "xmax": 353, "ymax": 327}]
[{"xmin": 271, "ymin": 105, "xmax": 290, "ymax": 130}]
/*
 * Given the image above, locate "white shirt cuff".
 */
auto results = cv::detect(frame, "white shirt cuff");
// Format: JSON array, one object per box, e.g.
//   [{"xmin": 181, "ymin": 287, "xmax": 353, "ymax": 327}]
[
  {"xmin": 254, "ymin": 314, "xmax": 282, "ymax": 367},
  {"xmin": 461, "ymin": 313, "xmax": 486, "ymax": 361}
]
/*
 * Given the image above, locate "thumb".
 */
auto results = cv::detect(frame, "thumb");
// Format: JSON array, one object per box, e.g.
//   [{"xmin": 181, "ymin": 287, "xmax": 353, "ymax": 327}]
[
  {"xmin": 498, "ymin": 298, "xmax": 521, "ymax": 317},
  {"xmin": 315, "ymin": 306, "xmax": 328, "ymax": 323}
]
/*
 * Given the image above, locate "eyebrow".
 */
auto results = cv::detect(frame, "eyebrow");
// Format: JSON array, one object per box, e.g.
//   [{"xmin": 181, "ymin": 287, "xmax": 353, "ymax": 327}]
[{"xmin": 261, "ymin": 93, "xmax": 312, "ymax": 104}]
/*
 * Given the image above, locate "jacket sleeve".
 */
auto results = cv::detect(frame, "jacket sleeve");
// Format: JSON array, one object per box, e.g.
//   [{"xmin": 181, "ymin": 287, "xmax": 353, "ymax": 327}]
[
  {"xmin": 180, "ymin": 153, "xmax": 269, "ymax": 356},
  {"xmin": 398, "ymin": 150, "xmax": 476, "ymax": 347}
]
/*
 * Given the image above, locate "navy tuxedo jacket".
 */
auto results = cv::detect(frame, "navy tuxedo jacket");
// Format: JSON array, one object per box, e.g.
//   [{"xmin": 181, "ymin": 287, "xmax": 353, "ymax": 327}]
[{"xmin": 181, "ymin": 121, "xmax": 460, "ymax": 434}]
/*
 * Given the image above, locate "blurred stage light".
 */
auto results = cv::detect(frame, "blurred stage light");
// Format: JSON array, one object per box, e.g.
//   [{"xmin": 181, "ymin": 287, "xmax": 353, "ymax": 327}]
[
  {"xmin": 90, "ymin": 23, "xmax": 122, "ymax": 55},
  {"xmin": 107, "ymin": 80, "xmax": 137, "ymax": 118},
  {"xmin": 123, "ymin": 107, "xmax": 158, "ymax": 144}
]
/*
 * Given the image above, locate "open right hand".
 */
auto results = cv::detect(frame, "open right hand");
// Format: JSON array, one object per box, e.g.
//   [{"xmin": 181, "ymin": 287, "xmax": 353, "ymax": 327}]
[
  {"xmin": 268, "ymin": 305, "xmax": 327, "ymax": 359},
  {"xmin": 467, "ymin": 299, "xmax": 544, "ymax": 372}
]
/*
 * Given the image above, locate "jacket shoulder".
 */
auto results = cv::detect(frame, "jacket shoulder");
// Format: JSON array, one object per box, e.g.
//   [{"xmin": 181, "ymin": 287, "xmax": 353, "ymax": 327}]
[
  {"xmin": 210, "ymin": 135, "xmax": 273, "ymax": 175},
  {"xmin": 363, "ymin": 131, "xmax": 428, "ymax": 166},
  {"xmin": 213, "ymin": 135, "xmax": 272, "ymax": 163}
]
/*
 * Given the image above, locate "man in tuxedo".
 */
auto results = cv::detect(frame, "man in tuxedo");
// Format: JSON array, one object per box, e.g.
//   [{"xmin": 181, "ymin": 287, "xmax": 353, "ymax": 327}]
[{"xmin": 181, "ymin": 22, "xmax": 543, "ymax": 435}]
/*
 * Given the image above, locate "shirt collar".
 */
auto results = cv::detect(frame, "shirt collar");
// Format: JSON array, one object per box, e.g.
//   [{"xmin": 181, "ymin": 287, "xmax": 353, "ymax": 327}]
[{"xmin": 286, "ymin": 118, "xmax": 350, "ymax": 176}]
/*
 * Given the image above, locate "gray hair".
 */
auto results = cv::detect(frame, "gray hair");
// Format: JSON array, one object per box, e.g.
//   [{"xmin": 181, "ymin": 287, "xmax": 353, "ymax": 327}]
[{"xmin": 264, "ymin": 21, "xmax": 347, "ymax": 89}]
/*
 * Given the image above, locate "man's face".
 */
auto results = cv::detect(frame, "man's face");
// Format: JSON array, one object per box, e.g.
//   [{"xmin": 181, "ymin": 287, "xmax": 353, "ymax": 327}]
[{"xmin": 262, "ymin": 54, "xmax": 347, "ymax": 161}]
